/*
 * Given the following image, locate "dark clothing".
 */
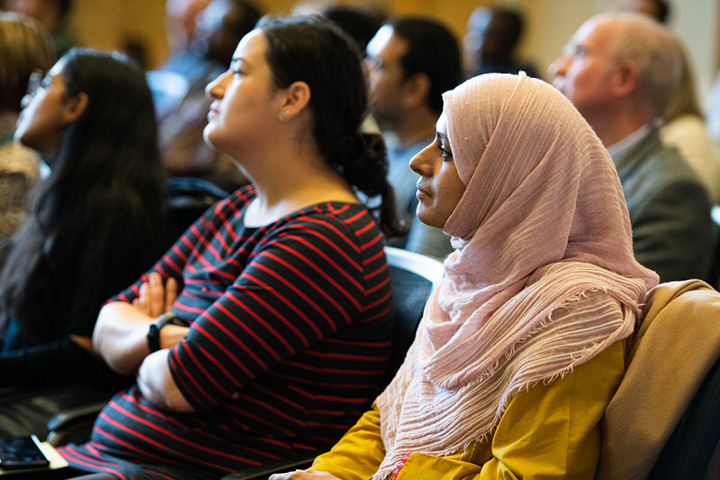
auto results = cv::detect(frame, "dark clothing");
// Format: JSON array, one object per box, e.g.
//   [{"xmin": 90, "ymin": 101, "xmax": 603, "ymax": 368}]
[
  {"xmin": 60, "ymin": 185, "xmax": 394, "ymax": 480},
  {"xmin": 612, "ymin": 128, "xmax": 716, "ymax": 282}
]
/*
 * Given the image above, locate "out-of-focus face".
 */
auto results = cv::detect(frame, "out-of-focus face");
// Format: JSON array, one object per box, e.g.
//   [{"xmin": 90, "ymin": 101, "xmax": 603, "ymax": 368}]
[
  {"xmin": 204, "ymin": 30, "xmax": 283, "ymax": 159},
  {"xmin": 364, "ymin": 25, "xmax": 409, "ymax": 124},
  {"xmin": 14, "ymin": 59, "xmax": 73, "ymax": 157},
  {"xmin": 409, "ymin": 112, "xmax": 466, "ymax": 229},
  {"xmin": 548, "ymin": 19, "xmax": 618, "ymax": 120}
]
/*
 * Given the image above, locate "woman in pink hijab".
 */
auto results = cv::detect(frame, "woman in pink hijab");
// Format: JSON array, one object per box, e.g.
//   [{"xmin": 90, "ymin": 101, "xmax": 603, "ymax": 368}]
[{"xmin": 272, "ymin": 73, "xmax": 658, "ymax": 479}]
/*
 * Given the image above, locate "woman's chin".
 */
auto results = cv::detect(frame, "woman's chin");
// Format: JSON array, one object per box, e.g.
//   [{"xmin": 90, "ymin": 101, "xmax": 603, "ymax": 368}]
[{"xmin": 415, "ymin": 208, "xmax": 443, "ymax": 230}]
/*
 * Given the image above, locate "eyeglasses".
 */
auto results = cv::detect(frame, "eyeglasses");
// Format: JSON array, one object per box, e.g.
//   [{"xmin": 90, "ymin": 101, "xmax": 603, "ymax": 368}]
[{"xmin": 25, "ymin": 69, "xmax": 54, "ymax": 99}]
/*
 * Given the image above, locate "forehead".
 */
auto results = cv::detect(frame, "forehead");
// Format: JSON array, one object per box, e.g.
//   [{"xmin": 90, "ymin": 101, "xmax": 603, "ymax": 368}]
[
  {"xmin": 571, "ymin": 18, "xmax": 615, "ymax": 51},
  {"xmin": 232, "ymin": 29, "xmax": 267, "ymax": 61},
  {"xmin": 367, "ymin": 25, "xmax": 408, "ymax": 61}
]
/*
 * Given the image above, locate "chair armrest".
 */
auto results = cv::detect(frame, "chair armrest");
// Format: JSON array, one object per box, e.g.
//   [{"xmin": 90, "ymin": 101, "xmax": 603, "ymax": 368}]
[
  {"xmin": 45, "ymin": 401, "xmax": 107, "ymax": 446},
  {"xmin": 220, "ymin": 454, "xmax": 315, "ymax": 480}
]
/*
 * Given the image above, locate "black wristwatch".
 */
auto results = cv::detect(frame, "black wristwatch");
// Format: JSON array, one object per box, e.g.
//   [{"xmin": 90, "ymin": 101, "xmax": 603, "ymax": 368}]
[{"xmin": 146, "ymin": 312, "xmax": 191, "ymax": 352}]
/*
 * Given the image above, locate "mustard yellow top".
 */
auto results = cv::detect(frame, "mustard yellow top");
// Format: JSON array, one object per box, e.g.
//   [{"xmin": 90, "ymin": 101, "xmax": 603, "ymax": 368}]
[{"xmin": 310, "ymin": 339, "xmax": 626, "ymax": 480}]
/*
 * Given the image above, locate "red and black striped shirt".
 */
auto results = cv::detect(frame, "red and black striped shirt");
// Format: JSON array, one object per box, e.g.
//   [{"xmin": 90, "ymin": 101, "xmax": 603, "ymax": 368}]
[{"xmin": 60, "ymin": 185, "xmax": 394, "ymax": 480}]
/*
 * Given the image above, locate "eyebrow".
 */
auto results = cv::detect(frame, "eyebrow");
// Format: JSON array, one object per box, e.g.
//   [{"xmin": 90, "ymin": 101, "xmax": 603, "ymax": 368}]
[
  {"xmin": 230, "ymin": 56, "xmax": 249, "ymax": 68},
  {"xmin": 437, "ymin": 131, "xmax": 449, "ymax": 145}
]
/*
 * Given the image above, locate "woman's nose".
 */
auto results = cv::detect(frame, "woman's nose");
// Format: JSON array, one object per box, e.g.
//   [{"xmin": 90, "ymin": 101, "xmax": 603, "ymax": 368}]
[
  {"xmin": 409, "ymin": 143, "xmax": 437, "ymax": 176},
  {"xmin": 206, "ymin": 70, "xmax": 231, "ymax": 100}
]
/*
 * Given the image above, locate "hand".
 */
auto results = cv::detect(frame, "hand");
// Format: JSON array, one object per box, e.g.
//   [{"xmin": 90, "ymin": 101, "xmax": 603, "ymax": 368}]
[
  {"xmin": 133, "ymin": 272, "xmax": 178, "ymax": 317},
  {"xmin": 269, "ymin": 470, "xmax": 342, "ymax": 480}
]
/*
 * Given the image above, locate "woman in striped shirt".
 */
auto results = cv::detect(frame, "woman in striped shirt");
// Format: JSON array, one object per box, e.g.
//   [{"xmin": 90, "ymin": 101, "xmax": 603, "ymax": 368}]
[{"xmin": 57, "ymin": 15, "xmax": 402, "ymax": 480}]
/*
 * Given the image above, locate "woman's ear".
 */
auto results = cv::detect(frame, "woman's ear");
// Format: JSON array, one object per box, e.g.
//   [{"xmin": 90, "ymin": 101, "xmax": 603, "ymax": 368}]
[
  {"xmin": 62, "ymin": 91, "xmax": 89, "ymax": 125},
  {"xmin": 279, "ymin": 81, "xmax": 311, "ymax": 119}
]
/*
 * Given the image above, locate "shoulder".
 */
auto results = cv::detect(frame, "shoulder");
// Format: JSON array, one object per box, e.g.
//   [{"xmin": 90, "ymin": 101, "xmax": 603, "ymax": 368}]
[
  {"xmin": 622, "ymin": 136, "xmax": 707, "ymax": 203},
  {"xmin": 273, "ymin": 202, "xmax": 381, "ymax": 247},
  {"xmin": 262, "ymin": 202, "xmax": 385, "ymax": 266}
]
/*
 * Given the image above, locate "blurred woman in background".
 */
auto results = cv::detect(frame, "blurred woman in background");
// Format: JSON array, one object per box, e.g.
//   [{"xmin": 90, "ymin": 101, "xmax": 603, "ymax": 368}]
[{"xmin": 0, "ymin": 48, "xmax": 167, "ymax": 436}]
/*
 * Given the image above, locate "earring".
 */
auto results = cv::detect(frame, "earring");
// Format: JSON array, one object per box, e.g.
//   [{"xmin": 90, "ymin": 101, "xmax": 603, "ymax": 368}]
[{"xmin": 279, "ymin": 111, "xmax": 290, "ymax": 121}]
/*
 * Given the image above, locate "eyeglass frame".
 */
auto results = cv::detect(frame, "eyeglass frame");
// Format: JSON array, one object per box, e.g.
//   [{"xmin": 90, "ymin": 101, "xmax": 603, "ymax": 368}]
[{"xmin": 25, "ymin": 68, "xmax": 77, "ymax": 101}]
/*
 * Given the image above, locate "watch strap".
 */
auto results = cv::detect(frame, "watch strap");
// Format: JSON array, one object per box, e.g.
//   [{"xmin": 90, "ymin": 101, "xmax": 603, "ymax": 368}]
[{"xmin": 146, "ymin": 312, "xmax": 190, "ymax": 352}]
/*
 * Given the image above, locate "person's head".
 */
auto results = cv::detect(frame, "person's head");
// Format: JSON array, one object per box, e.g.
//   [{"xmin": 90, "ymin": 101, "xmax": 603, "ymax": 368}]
[
  {"xmin": 465, "ymin": 7, "xmax": 524, "ymax": 64},
  {"xmin": 1, "ymin": 48, "xmax": 165, "ymax": 341},
  {"xmin": 192, "ymin": 0, "xmax": 262, "ymax": 66},
  {"xmin": 321, "ymin": 4, "xmax": 384, "ymax": 55},
  {"xmin": 622, "ymin": 0, "xmax": 670, "ymax": 24},
  {"xmin": 548, "ymin": 13, "xmax": 680, "ymax": 128},
  {"xmin": 410, "ymin": 73, "xmax": 637, "ymax": 274},
  {"xmin": 204, "ymin": 15, "xmax": 403, "ymax": 236},
  {"xmin": 7, "ymin": 0, "xmax": 72, "ymax": 32},
  {"xmin": 15, "ymin": 48, "xmax": 160, "ymax": 177},
  {"xmin": 365, "ymin": 16, "xmax": 461, "ymax": 123},
  {"xmin": 664, "ymin": 36, "xmax": 703, "ymax": 123},
  {"xmin": 0, "ymin": 12, "xmax": 55, "ymax": 113}
]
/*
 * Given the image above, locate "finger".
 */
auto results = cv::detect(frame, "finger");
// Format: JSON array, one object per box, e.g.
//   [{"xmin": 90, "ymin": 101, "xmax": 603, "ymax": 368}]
[
  {"xmin": 148, "ymin": 273, "xmax": 166, "ymax": 317},
  {"xmin": 165, "ymin": 277, "xmax": 179, "ymax": 312},
  {"xmin": 134, "ymin": 284, "xmax": 149, "ymax": 315}
]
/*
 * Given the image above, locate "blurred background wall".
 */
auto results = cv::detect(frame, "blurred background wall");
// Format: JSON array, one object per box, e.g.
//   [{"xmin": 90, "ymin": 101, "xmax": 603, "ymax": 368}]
[{"xmin": 5, "ymin": 0, "xmax": 720, "ymax": 102}]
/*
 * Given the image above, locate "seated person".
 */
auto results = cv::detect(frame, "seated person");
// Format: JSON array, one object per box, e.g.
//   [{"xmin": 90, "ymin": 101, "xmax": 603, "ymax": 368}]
[
  {"xmin": 0, "ymin": 48, "xmax": 167, "ymax": 435},
  {"xmin": 271, "ymin": 73, "xmax": 658, "ymax": 479},
  {"xmin": 550, "ymin": 13, "xmax": 715, "ymax": 282},
  {"xmin": 53, "ymin": 15, "xmax": 401, "ymax": 480}
]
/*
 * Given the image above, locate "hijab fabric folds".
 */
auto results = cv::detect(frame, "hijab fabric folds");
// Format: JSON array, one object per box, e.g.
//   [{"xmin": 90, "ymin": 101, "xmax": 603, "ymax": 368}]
[{"xmin": 373, "ymin": 73, "xmax": 658, "ymax": 480}]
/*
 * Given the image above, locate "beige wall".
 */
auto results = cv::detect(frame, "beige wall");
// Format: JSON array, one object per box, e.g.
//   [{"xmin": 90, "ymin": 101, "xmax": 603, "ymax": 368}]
[{"xmin": 64, "ymin": 0, "xmax": 720, "ymax": 103}]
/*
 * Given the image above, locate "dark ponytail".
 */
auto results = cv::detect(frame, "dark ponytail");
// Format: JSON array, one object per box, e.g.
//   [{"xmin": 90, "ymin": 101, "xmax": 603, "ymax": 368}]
[
  {"xmin": 333, "ymin": 132, "xmax": 405, "ymax": 236},
  {"xmin": 258, "ymin": 15, "xmax": 405, "ymax": 237}
]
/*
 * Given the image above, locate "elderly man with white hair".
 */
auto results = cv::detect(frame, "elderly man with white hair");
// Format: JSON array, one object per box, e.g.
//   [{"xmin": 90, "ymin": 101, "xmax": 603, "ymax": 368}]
[{"xmin": 550, "ymin": 12, "xmax": 716, "ymax": 283}]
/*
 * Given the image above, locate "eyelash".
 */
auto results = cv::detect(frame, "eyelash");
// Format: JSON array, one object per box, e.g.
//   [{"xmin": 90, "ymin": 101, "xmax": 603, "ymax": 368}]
[{"xmin": 438, "ymin": 144, "xmax": 453, "ymax": 161}]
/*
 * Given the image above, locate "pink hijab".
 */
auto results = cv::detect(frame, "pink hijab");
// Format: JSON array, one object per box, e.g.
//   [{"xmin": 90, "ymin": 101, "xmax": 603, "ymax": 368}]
[{"xmin": 373, "ymin": 73, "xmax": 658, "ymax": 479}]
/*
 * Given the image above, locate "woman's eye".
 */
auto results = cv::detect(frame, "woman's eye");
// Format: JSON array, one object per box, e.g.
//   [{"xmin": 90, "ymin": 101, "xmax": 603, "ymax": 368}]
[{"xmin": 439, "ymin": 145, "xmax": 453, "ymax": 161}]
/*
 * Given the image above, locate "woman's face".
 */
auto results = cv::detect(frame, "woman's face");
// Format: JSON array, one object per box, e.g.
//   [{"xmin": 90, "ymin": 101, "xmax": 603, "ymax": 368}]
[
  {"xmin": 204, "ymin": 29, "xmax": 283, "ymax": 158},
  {"xmin": 409, "ymin": 112, "xmax": 466, "ymax": 230},
  {"xmin": 14, "ymin": 59, "xmax": 75, "ymax": 157}
]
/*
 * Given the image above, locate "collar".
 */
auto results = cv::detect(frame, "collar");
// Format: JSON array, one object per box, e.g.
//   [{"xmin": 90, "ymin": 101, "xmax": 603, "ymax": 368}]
[{"xmin": 606, "ymin": 123, "xmax": 654, "ymax": 161}]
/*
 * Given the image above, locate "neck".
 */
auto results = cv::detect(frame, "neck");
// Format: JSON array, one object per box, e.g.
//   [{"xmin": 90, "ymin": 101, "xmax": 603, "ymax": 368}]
[
  {"xmin": 240, "ymin": 143, "xmax": 357, "ymax": 227},
  {"xmin": 587, "ymin": 106, "xmax": 654, "ymax": 147}
]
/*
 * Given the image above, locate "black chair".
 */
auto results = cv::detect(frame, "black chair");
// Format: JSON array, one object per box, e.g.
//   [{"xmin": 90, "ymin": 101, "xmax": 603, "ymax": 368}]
[
  {"xmin": 708, "ymin": 206, "xmax": 720, "ymax": 288},
  {"xmin": 219, "ymin": 246, "xmax": 444, "ymax": 480},
  {"xmin": 165, "ymin": 176, "xmax": 229, "ymax": 245},
  {"xmin": 647, "ymin": 353, "xmax": 720, "ymax": 479}
]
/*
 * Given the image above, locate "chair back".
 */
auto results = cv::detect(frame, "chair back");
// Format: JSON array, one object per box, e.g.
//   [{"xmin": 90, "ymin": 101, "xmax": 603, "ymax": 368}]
[
  {"xmin": 383, "ymin": 247, "xmax": 444, "ymax": 386},
  {"xmin": 596, "ymin": 280, "xmax": 720, "ymax": 480},
  {"xmin": 165, "ymin": 176, "xmax": 229, "ymax": 246}
]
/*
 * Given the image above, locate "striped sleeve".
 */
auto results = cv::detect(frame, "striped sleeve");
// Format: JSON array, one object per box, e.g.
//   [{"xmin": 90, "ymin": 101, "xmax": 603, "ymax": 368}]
[
  {"xmin": 169, "ymin": 212, "xmax": 368, "ymax": 410},
  {"xmin": 111, "ymin": 189, "xmax": 253, "ymax": 305}
]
